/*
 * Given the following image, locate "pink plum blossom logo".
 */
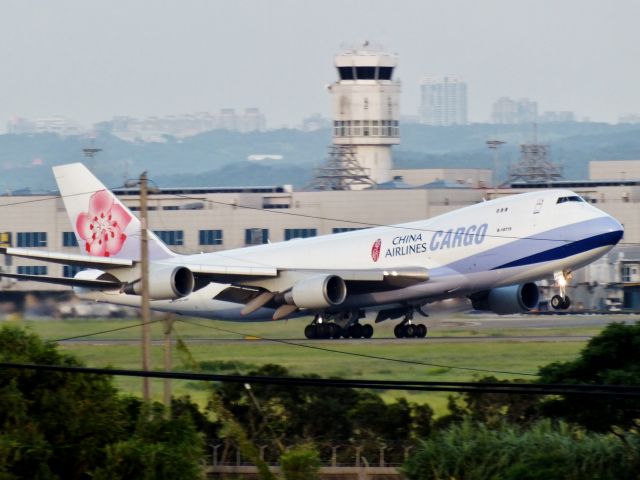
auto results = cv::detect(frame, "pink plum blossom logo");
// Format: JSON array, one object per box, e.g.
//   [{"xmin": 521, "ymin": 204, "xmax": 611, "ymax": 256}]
[
  {"xmin": 76, "ymin": 190, "xmax": 132, "ymax": 257},
  {"xmin": 371, "ymin": 238, "xmax": 382, "ymax": 262}
]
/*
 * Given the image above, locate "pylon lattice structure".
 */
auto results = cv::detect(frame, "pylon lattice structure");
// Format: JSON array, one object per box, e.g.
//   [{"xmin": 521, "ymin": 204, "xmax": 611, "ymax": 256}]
[
  {"xmin": 506, "ymin": 143, "xmax": 563, "ymax": 185},
  {"xmin": 306, "ymin": 145, "xmax": 376, "ymax": 191}
]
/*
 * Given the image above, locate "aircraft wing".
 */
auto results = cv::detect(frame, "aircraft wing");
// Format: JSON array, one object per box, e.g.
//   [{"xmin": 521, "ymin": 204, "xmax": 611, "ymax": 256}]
[
  {"xmin": 198, "ymin": 266, "xmax": 428, "ymax": 290},
  {"xmin": 0, "ymin": 247, "xmax": 133, "ymax": 269},
  {"xmin": 190, "ymin": 265, "xmax": 427, "ymax": 286},
  {"xmin": 0, "ymin": 272, "xmax": 122, "ymax": 289},
  {"xmin": 187, "ymin": 264, "xmax": 278, "ymax": 282},
  {"xmin": 210, "ymin": 266, "xmax": 430, "ymax": 314}
]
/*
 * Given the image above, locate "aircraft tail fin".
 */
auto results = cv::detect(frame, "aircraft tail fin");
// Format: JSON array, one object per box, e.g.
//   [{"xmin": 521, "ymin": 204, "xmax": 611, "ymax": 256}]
[{"xmin": 53, "ymin": 163, "xmax": 175, "ymax": 261}]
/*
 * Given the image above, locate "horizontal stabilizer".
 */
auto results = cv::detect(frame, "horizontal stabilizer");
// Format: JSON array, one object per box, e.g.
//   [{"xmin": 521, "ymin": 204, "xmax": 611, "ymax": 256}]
[
  {"xmin": 0, "ymin": 247, "xmax": 134, "ymax": 269},
  {"xmin": 0, "ymin": 272, "xmax": 122, "ymax": 289}
]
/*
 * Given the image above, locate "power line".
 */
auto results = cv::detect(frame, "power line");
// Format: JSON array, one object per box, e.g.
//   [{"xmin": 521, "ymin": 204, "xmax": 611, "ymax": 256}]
[
  {"xmin": 175, "ymin": 318, "xmax": 538, "ymax": 377},
  {"xmin": 0, "ymin": 186, "xmax": 125, "ymax": 208},
  {"xmin": 52, "ymin": 319, "xmax": 164, "ymax": 342},
  {"xmin": 1, "ymin": 361, "xmax": 638, "ymax": 397}
]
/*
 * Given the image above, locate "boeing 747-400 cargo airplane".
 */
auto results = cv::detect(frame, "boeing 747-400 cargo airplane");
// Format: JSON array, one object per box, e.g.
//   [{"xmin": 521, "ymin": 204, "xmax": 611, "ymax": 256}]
[{"xmin": 0, "ymin": 163, "xmax": 624, "ymax": 339}]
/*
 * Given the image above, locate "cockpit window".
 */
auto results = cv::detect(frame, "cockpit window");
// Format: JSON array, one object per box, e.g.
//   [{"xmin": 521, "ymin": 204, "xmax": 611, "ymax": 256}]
[{"xmin": 556, "ymin": 196, "xmax": 584, "ymax": 204}]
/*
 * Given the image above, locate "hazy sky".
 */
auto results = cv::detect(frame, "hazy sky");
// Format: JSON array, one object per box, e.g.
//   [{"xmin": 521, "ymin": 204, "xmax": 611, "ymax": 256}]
[{"xmin": 1, "ymin": 0, "xmax": 639, "ymax": 129}]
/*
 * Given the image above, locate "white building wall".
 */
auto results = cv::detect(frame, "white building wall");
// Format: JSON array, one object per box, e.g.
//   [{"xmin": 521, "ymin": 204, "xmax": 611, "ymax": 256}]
[
  {"xmin": 391, "ymin": 168, "xmax": 492, "ymax": 188},
  {"xmin": 589, "ymin": 160, "xmax": 640, "ymax": 181}
]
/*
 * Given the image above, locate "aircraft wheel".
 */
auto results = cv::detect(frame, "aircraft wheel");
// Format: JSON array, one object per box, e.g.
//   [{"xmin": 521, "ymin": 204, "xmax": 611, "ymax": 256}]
[
  {"xmin": 362, "ymin": 324, "xmax": 374, "ymax": 339},
  {"xmin": 304, "ymin": 325, "xmax": 315, "ymax": 339},
  {"xmin": 321, "ymin": 324, "xmax": 333, "ymax": 339},
  {"xmin": 416, "ymin": 324, "xmax": 427, "ymax": 338},
  {"xmin": 562, "ymin": 296, "xmax": 571, "ymax": 309},
  {"xmin": 350, "ymin": 323, "xmax": 363, "ymax": 339},
  {"xmin": 329, "ymin": 323, "xmax": 341, "ymax": 339},
  {"xmin": 551, "ymin": 295, "xmax": 564, "ymax": 310},
  {"xmin": 394, "ymin": 324, "xmax": 405, "ymax": 338},
  {"xmin": 405, "ymin": 324, "xmax": 416, "ymax": 338}
]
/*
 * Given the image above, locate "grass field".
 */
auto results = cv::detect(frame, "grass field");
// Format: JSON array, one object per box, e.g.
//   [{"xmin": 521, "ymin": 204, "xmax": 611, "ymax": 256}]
[{"xmin": 7, "ymin": 314, "xmax": 637, "ymax": 414}]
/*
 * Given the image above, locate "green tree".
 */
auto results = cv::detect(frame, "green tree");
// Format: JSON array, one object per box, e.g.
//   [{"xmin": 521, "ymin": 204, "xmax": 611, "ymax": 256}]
[
  {"xmin": 348, "ymin": 394, "xmax": 412, "ymax": 442},
  {"xmin": 436, "ymin": 376, "xmax": 539, "ymax": 429},
  {"xmin": 0, "ymin": 326, "xmax": 209, "ymax": 479},
  {"xmin": 216, "ymin": 364, "xmax": 360, "ymax": 443},
  {"xmin": 410, "ymin": 402, "xmax": 434, "ymax": 439},
  {"xmin": 93, "ymin": 403, "xmax": 204, "ymax": 480},
  {"xmin": 215, "ymin": 363, "xmax": 428, "ymax": 446},
  {"xmin": 0, "ymin": 326, "xmax": 125, "ymax": 479},
  {"xmin": 538, "ymin": 322, "xmax": 640, "ymax": 432}
]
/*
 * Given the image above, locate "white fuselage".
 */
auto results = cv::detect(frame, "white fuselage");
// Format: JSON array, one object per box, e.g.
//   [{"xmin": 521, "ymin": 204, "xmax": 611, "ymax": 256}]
[{"xmin": 79, "ymin": 189, "xmax": 623, "ymax": 320}]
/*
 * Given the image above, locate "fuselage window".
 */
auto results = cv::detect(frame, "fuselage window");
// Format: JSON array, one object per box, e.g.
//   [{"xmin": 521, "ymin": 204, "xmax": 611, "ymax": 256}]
[{"xmin": 556, "ymin": 196, "xmax": 584, "ymax": 204}]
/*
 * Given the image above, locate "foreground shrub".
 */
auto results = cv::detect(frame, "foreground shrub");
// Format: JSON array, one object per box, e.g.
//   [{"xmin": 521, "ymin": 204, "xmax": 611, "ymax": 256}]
[
  {"xmin": 280, "ymin": 444, "xmax": 321, "ymax": 480},
  {"xmin": 0, "ymin": 326, "xmax": 206, "ymax": 479},
  {"xmin": 93, "ymin": 403, "xmax": 204, "ymax": 480},
  {"xmin": 538, "ymin": 321, "xmax": 640, "ymax": 432},
  {"xmin": 0, "ymin": 326, "xmax": 125, "ymax": 479},
  {"xmin": 403, "ymin": 419, "xmax": 640, "ymax": 480}
]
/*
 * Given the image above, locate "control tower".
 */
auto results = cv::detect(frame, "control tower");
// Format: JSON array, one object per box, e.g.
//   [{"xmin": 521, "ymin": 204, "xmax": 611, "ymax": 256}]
[{"xmin": 328, "ymin": 43, "xmax": 400, "ymax": 185}]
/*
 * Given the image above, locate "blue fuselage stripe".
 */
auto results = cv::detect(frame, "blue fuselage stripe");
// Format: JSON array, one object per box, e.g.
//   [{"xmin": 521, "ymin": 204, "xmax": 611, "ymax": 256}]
[{"xmin": 491, "ymin": 230, "xmax": 623, "ymax": 270}]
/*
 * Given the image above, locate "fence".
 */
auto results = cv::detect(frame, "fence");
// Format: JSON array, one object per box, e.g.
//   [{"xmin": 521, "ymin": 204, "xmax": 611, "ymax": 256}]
[{"xmin": 204, "ymin": 441, "xmax": 411, "ymax": 479}]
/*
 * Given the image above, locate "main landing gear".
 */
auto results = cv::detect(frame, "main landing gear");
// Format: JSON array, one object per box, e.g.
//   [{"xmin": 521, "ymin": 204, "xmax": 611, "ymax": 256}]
[
  {"xmin": 551, "ymin": 270, "xmax": 572, "ymax": 310},
  {"xmin": 304, "ymin": 314, "xmax": 374, "ymax": 340},
  {"xmin": 393, "ymin": 307, "xmax": 428, "ymax": 338}
]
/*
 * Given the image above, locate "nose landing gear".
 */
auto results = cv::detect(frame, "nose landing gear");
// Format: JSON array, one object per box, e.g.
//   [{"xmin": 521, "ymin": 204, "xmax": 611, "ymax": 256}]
[
  {"xmin": 550, "ymin": 294, "xmax": 571, "ymax": 310},
  {"xmin": 551, "ymin": 270, "xmax": 572, "ymax": 310}
]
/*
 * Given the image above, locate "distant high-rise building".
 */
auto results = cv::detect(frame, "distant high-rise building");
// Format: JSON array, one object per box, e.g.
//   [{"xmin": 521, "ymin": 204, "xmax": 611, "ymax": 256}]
[
  {"xmin": 619, "ymin": 114, "xmax": 640, "ymax": 124},
  {"xmin": 419, "ymin": 75, "xmax": 467, "ymax": 126},
  {"xmin": 7, "ymin": 116, "xmax": 84, "ymax": 136},
  {"xmin": 219, "ymin": 108, "xmax": 238, "ymax": 131},
  {"xmin": 241, "ymin": 108, "xmax": 267, "ymax": 132},
  {"xmin": 301, "ymin": 113, "xmax": 330, "ymax": 132},
  {"xmin": 93, "ymin": 109, "xmax": 267, "ymax": 141},
  {"xmin": 539, "ymin": 111, "xmax": 575, "ymax": 123},
  {"xmin": 491, "ymin": 97, "xmax": 538, "ymax": 124}
]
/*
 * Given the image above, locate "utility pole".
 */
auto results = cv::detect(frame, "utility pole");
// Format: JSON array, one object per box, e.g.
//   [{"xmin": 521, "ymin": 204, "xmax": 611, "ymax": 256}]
[
  {"xmin": 140, "ymin": 171, "xmax": 152, "ymax": 401},
  {"xmin": 163, "ymin": 316, "xmax": 175, "ymax": 407}
]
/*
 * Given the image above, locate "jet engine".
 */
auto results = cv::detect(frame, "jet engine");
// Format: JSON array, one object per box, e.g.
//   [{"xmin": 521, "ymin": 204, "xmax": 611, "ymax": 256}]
[
  {"xmin": 123, "ymin": 266, "xmax": 194, "ymax": 300},
  {"xmin": 470, "ymin": 282, "xmax": 539, "ymax": 315},
  {"xmin": 283, "ymin": 274, "xmax": 347, "ymax": 309}
]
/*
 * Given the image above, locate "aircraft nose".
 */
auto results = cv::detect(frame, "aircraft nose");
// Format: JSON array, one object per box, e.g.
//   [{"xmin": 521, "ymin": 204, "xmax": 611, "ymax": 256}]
[{"xmin": 605, "ymin": 215, "xmax": 624, "ymax": 245}]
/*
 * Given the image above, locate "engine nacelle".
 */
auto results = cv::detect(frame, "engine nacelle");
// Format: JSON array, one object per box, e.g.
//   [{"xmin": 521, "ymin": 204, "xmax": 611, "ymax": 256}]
[
  {"xmin": 284, "ymin": 274, "xmax": 347, "ymax": 309},
  {"xmin": 123, "ymin": 266, "xmax": 194, "ymax": 300},
  {"xmin": 72, "ymin": 269, "xmax": 120, "ymax": 294},
  {"xmin": 471, "ymin": 282, "xmax": 539, "ymax": 315}
]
